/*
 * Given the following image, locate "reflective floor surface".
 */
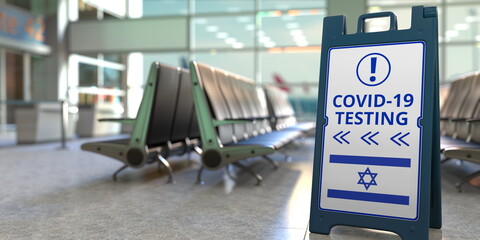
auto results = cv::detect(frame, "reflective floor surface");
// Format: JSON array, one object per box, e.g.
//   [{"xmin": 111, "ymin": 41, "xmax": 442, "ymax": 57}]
[{"xmin": 0, "ymin": 136, "xmax": 479, "ymax": 239}]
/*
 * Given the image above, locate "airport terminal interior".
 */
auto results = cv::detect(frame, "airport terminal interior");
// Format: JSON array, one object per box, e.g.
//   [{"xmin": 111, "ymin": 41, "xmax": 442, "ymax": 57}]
[{"xmin": 0, "ymin": 0, "xmax": 479, "ymax": 239}]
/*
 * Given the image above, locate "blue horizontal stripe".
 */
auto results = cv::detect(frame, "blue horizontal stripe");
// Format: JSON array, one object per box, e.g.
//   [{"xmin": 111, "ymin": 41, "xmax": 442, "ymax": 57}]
[
  {"xmin": 330, "ymin": 155, "xmax": 411, "ymax": 167},
  {"xmin": 327, "ymin": 189, "xmax": 410, "ymax": 205}
]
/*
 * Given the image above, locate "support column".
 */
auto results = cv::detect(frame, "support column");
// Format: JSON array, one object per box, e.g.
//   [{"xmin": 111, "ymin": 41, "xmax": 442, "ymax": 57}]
[
  {"xmin": 327, "ymin": 0, "xmax": 367, "ymax": 34},
  {"xmin": 0, "ymin": 49, "xmax": 6, "ymax": 131},
  {"xmin": 0, "ymin": 0, "xmax": 4, "ymax": 131},
  {"xmin": 31, "ymin": 0, "xmax": 69, "ymax": 101},
  {"xmin": 23, "ymin": 53, "xmax": 31, "ymax": 101}
]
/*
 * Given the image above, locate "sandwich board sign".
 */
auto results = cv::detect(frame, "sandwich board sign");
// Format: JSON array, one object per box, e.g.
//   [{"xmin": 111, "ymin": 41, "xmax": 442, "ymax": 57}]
[{"xmin": 310, "ymin": 6, "xmax": 442, "ymax": 240}]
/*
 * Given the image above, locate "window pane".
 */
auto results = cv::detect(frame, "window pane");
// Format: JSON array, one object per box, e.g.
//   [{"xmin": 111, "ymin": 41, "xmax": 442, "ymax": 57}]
[
  {"xmin": 368, "ymin": 0, "xmax": 440, "ymax": 6},
  {"xmin": 103, "ymin": 68, "xmax": 122, "ymax": 88},
  {"xmin": 260, "ymin": 50, "xmax": 319, "ymax": 119},
  {"xmin": 367, "ymin": 7, "xmax": 412, "ymax": 31},
  {"xmin": 445, "ymin": 5, "xmax": 480, "ymax": 43},
  {"xmin": 79, "ymin": 63, "xmax": 97, "ymax": 87},
  {"xmin": 78, "ymin": 1, "xmax": 98, "ymax": 20},
  {"xmin": 103, "ymin": 54, "xmax": 122, "ymax": 63},
  {"xmin": 258, "ymin": 9, "xmax": 324, "ymax": 48},
  {"xmin": 192, "ymin": 16, "xmax": 254, "ymax": 50},
  {"xmin": 367, "ymin": 6, "xmax": 443, "ymax": 35},
  {"xmin": 446, "ymin": 0, "xmax": 480, "ymax": 3},
  {"xmin": 193, "ymin": 51, "xmax": 254, "ymax": 79},
  {"xmin": 85, "ymin": 0, "xmax": 127, "ymax": 18},
  {"xmin": 194, "ymin": 0, "xmax": 253, "ymax": 14},
  {"xmin": 143, "ymin": 0, "xmax": 188, "ymax": 17},
  {"xmin": 260, "ymin": 51, "xmax": 319, "ymax": 95},
  {"xmin": 260, "ymin": 0, "xmax": 326, "ymax": 10},
  {"xmin": 446, "ymin": 45, "xmax": 474, "ymax": 81},
  {"xmin": 142, "ymin": 52, "xmax": 189, "ymax": 82}
]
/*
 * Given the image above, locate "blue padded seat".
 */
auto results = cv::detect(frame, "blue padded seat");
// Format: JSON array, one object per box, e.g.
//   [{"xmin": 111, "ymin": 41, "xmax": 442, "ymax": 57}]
[
  {"xmin": 234, "ymin": 130, "xmax": 302, "ymax": 149},
  {"xmin": 440, "ymin": 136, "xmax": 478, "ymax": 151}
]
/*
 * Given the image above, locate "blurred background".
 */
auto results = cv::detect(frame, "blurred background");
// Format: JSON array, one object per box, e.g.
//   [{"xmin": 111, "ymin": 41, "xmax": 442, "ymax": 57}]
[{"xmin": 0, "ymin": 0, "xmax": 475, "ymax": 145}]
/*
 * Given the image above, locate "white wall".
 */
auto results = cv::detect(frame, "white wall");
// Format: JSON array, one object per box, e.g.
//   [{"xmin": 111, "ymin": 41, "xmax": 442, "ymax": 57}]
[{"xmin": 69, "ymin": 17, "xmax": 188, "ymax": 53}]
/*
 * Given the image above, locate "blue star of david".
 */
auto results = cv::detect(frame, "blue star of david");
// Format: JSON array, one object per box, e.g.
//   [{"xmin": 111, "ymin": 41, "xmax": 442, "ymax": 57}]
[{"xmin": 357, "ymin": 167, "xmax": 378, "ymax": 190}]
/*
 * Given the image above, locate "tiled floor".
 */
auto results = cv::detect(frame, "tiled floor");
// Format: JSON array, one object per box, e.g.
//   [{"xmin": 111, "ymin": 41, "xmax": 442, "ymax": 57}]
[{"xmin": 0, "ymin": 136, "xmax": 479, "ymax": 240}]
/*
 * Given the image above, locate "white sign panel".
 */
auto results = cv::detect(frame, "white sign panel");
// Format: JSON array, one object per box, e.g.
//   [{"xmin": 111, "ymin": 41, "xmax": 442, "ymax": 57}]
[{"xmin": 319, "ymin": 42, "xmax": 425, "ymax": 220}]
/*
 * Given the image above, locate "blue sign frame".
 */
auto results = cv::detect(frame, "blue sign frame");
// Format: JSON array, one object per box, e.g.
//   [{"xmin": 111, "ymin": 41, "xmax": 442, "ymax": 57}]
[{"xmin": 310, "ymin": 6, "xmax": 441, "ymax": 240}]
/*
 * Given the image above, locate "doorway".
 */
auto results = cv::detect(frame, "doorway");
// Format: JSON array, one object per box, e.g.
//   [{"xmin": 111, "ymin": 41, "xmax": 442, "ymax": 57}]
[
  {"xmin": 6, "ymin": 51, "xmax": 25, "ymax": 124},
  {"xmin": 0, "ymin": 50, "xmax": 32, "ymax": 145}
]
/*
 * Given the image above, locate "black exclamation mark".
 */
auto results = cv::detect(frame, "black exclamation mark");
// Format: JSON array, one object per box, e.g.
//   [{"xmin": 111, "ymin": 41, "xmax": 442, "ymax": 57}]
[{"xmin": 370, "ymin": 57, "xmax": 377, "ymax": 82}]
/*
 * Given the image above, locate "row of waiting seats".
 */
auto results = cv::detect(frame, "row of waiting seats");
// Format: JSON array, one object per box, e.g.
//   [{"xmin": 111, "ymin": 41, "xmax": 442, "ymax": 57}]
[
  {"xmin": 190, "ymin": 61, "xmax": 315, "ymax": 184},
  {"xmin": 440, "ymin": 71, "xmax": 480, "ymax": 190},
  {"xmin": 82, "ymin": 63, "xmax": 200, "ymax": 183},
  {"xmin": 264, "ymin": 85, "xmax": 316, "ymax": 132},
  {"xmin": 82, "ymin": 61, "xmax": 315, "ymax": 184}
]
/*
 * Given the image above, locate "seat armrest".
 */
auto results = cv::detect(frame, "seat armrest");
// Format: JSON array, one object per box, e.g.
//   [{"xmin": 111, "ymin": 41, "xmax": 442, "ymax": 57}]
[
  {"xmin": 275, "ymin": 114, "xmax": 295, "ymax": 119},
  {"xmin": 213, "ymin": 119, "xmax": 253, "ymax": 126},
  {"xmin": 98, "ymin": 118, "xmax": 136, "ymax": 125},
  {"xmin": 467, "ymin": 118, "xmax": 480, "ymax": 124},
  {"xmin": 223, "ymin": 116, "xmax": 274, "ymax": 121},
  {"xmin": 450, "ymin": 118, "xmax": 468, "ymax": 122}
]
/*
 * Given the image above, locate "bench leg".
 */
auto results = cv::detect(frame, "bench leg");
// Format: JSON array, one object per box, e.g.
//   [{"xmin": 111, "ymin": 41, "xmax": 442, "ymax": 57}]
[
  {"xmin": 187, "ymin": 151, "xmax": 194, "ymax": 162},
  {"xmin": 278, "ymin": 149, "xmax": 292, "ymax": 162},
  {"xmin": 184, "ymin": 141, "xmax": 194, "ymax": 164},
  {"xmin": 233, "ymin": 162, "xmax": 263, "ymax": 186},
  {"xmin": 157, "ymin": 155, "xmax": 174, "ymax": 184},
  {"xmin": 194, "ymin": 145, "xmax": 203, "ymax": 155},
  {"xmin": 456, "ymin": 170, "xmax": 480, "ymax": 192},
  {"xmin": 262, "ymin": 155, "xmax": 279, "ymax": 170},
  {"xmin": 187, "ymin": 145, "xmax": 203, "ymax": 163},
  {"xmin": 189, "ymin": 146, "xmax": 203, "ymax": 165},
  {"xmin": 196, "ymin": 166, "xmax": 205, "ymax": 185},
  {"xmin": 225, "ymin": 164, "xmax": 238, "ymax": 181},
  {"xmin": 113, "ymin": 165, "xmax": 128, "ymax": 181},
  {"xmin": 440, "ymin": 156, "xmax": 450, "ymax": 163}
]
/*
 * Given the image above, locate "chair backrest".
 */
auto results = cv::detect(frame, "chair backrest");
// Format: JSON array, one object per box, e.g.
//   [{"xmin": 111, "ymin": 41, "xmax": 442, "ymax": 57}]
[
  {"xmin": 193, "ymin": 61, "xmax": 277, "ymax": 144},
  {"xmin": 218, "ymin": 68, "xmax": 271, "ymax": 137},
  {"xmin": 215, "ymin": 70, "xmax": 246, "ymax": 142},
  {"xmin": 229, "ymin": 75, "xmax": 256, "ymax": 137},
  {"xmin": 195, "ymin": 62, "xmax": 235, "ymax": 145},
  {"xmin": 189, "ymin": 108, "xmax": 201, "ymax": 140},
  {"xmin": 468, "ymin": 103, "xmax": 480, "ymax": 143},
  {"xmin": 443, "ymin": 73, "xmax": 477, "ymax": 137},
  {"xmin": 440, "ymin": 79, "xmax": 461, "ymax": 118},
  {"xmin": 264, "ymin": 85, "xmax": 297, "ymax": 130},
  {"xmin": 440, "ymin": 78, "xmax": 463, "ymax": 135},
  {"xmin": 170, "ymin": 68, "xmax": 196, "ymax": 143},
  {"xmin": 145, "ymin": 63, "xmax": 182, "ymax": 148},
  {"xmin": 251, "ymin": 84, "xmax": 272, "ymax": 134},
  {"xmin": 454, "ymin": 72, "xmax": 480, "ymax": 140}
]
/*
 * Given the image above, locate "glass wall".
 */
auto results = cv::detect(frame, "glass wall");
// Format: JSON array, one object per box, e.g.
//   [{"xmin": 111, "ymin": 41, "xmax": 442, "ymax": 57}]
[
  {"xmin": 68, "ymin": 0, "xmax": 480, "ymax": 121},
  {"xmin": 368, "ymin": 0, "xmax": 480, "ymax": 83},
  {"xmin": 192, "ymin": 15, "xmax": 255, "ymax": 51},
  {"xmin": 68, "ymin": 54, "xmax": 125, "ymax": 107},
  {"xmin": 68, "ymin": 0, "xmax": 327, "ymax": 120},
  {"xmin": 142, "ymin": 0, "xmax": 188, "ymax": 17},
  {"xmin": 188, "ymin": 1, "xmax": 325, "ymax": 118},
  {"xmin": 194, "ymin": 0, "xmax": 253, "ymax": 14},
  {"xmin": 193, "ymin": 51, "xmax": 255, "ymax": 78},
  {"xmin": 258, "ymin": 10, "xmax": 324, "ymax": 48}
]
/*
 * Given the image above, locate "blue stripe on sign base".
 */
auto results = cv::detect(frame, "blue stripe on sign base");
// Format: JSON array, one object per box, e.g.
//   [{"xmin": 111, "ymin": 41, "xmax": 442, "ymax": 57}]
[
  {"xmin": 327, "ymin": 189, "xmax": 410, "ymax": 205},
  {"xmin": 330, "ymin": 155, "xmax": 411, "ymax": 167}
]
